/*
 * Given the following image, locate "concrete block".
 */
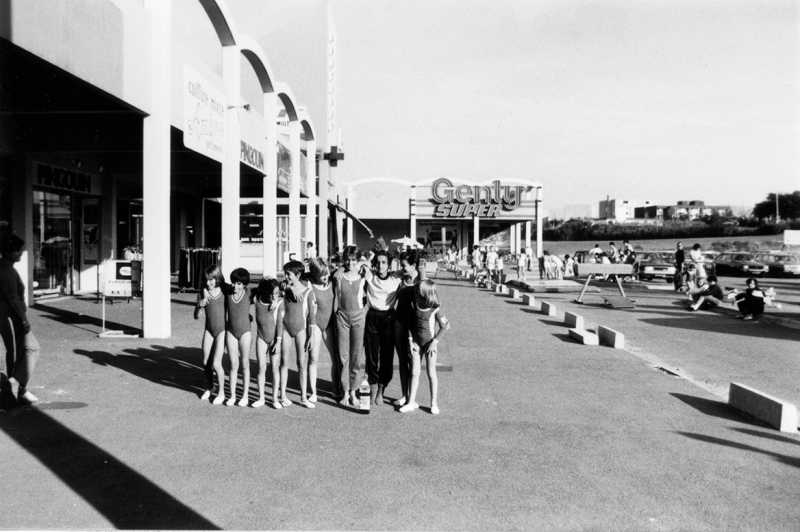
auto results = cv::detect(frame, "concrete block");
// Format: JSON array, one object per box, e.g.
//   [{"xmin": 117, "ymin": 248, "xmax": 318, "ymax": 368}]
[
  {"xmin": 598, "ymin": 325, "xmax": 625, "ymax": 349},
  {"xmin": 568, "ymin": 328, "xmax": 599, "ymax": 345},
  {"xmin": 729, "ymin": 383, "xmax": 798, "ymax": 433},
  {"xmin": 522, "ymin": 294, "xmax": 536, "ymax": 307},
  {"xmin": 541, "ymin": 301, "xmax": 557, "ymax": 316},
  {"xmin": 495, "ymin": 284, "xmax": 508, "ymax": 294},
  {"xmin": 564, "ymin": 311, "xmax": 584, "ymax": 329},
  {"xmin": 510, "ymin": 288, "xmax": 522, "ymax": 299}
]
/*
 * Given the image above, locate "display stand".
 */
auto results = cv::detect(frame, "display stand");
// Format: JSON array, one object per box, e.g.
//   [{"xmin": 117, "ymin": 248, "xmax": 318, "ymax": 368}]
[{"xmin": 98, "ymin": 259, "xmax": 142, "ymax": 338}]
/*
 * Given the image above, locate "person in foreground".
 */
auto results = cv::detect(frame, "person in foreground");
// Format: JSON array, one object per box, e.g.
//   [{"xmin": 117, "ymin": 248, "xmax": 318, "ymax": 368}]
[
  {"xmin": 686, "ymin": 275, "xmax": 724, "ymax": 312},
  {"xmin": 0, "ymin": 234, "xmax": 41, "ymax": 406},
  {"xmin": 400, "ymin": 279, "xmax": 450, "ymax": 415},
  {"xmin": 732, "ymin": 278, "xmax": 766, "ymax": 321}
]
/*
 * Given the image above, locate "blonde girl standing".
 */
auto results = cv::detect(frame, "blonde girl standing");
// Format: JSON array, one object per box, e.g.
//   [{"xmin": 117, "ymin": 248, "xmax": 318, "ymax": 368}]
[
  {"xmin": 308, "ymin": 258, "xmax": 340, "ymax": 402},
  {"xmin": 400, "ymin": 279, "xmax": 450, "ymax": 415},
  {"xmin": 193, "ymin": 265, "xmax": 227, "ymax": 404}
]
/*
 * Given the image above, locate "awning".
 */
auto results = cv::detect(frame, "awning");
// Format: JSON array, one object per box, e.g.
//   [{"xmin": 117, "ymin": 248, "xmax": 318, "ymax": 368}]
[{"xmin": 329, "ymin": 200, "xmax": 374, "ymax": 238}]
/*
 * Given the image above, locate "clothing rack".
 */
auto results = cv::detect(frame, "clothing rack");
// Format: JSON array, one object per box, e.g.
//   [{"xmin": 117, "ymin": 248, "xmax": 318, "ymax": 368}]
[{"xmin": 178, "ymin": 248, "xmax": 221, "ymax": 291}]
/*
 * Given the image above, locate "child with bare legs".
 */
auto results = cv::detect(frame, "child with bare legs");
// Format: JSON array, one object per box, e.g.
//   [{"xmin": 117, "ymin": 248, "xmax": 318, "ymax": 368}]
[
  {"xmin": 194, "ymin": 265, "xmax": 227, "ymax": 404},
  {"xmin": 280, "ymin": 261, "xmax": 316, "ymax": 408},
  {"xmin": 309, "ymin": 258, "xmax": 339, "ymax": 402},
  {"xmin": 224, "ymin": 268, "xmax": 253, "ymax": 407},
  {"xmin": 400, "ymin": 279, "xmax": 450, "ymax": 415},
  {"xmin": 253, "ymin": 278, "xmax": 284, "ymax": 408}
]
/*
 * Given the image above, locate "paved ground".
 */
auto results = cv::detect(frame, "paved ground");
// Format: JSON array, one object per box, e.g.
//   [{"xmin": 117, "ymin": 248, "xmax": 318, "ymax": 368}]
[{"xmin": 1, "ymin": 274, "xmax": 799, "ymax": 530}]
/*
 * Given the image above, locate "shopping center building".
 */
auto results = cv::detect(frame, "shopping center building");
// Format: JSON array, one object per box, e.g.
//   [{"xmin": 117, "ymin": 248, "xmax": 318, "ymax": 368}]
[
  {"xmin": 344, "ymin": 177, "xmax": 544, "ymax": 258},
  {"xmin": 0, "ymin": 1, "xmax": 344, "ymax": 337}
]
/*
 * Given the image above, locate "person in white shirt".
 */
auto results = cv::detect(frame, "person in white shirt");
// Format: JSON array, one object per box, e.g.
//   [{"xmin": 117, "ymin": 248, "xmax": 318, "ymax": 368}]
[{"xmin": 486, "ymin": 246, "xmax": 499, "ymax": 281}]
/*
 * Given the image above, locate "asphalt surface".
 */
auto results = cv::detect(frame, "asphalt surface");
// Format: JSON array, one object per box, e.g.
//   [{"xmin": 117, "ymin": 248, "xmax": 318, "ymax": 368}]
[{"xmin": 1, "ymin": 274, "xmax": 799, "ymax": 530}]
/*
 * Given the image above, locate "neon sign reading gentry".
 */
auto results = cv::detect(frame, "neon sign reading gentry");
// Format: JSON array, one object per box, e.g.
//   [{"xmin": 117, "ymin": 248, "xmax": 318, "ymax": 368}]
[{"xmin": 430, "ymin": 178, "xmax": 532, "ymax": 218}]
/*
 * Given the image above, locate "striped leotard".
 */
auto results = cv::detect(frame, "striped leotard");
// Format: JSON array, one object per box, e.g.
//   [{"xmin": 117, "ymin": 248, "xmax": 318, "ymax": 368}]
[
  {"xmin": 283, "ymin": 284, "xmax": 316, "ymax": 338},
  {"xmin": 226, "ymin": 286, "xmax": 252, "ymax": 339},
  {"xmin": 255, "ymin": 298, "xmax": 283, "ymax": 343},
  {"xmin": 312, "ymin": 282, "xmax": 336, "ymax": 330},
  {"xmin": 201, "ymin": 289, "xmax": 226, "ymax": 337}
]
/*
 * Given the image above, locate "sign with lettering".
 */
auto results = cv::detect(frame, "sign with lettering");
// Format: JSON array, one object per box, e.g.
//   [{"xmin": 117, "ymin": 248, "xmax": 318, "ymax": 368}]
[
  {"xmin": 240, "ymin": 140, "xmax": 265, "ymax": 173},
  {"xmin": 36, "ymin": 163, "xmax": 94, "ymax": 194},
  {"xmin": 184, "ymin": 65, "xmax": 226, "ymax": 163},
  {"xmin": 430, "ymin": 178, "xmax": 533, "ymax": 218},
  {"xmin": 103, "ymin": 260, "xmax": 141, "ymax": 297}
]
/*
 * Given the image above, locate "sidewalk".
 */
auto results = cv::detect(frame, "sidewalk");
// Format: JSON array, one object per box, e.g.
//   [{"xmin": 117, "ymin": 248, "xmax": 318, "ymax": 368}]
[{"xmin": 1, "ymin": 275, "xmax": 799, "ymax": 530}]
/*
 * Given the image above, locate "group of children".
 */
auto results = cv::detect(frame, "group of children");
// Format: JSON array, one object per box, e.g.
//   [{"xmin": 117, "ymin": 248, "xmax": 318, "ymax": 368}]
[{"xmin": 193, "ymin": 248, "xmax": 448, "ymax": 414}]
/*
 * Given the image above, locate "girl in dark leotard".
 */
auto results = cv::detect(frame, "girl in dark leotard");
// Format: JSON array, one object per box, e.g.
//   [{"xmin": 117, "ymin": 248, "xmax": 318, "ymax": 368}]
[
  {"xmin": 400, "ymin": 279, "xmax": 449, "ymax": 415},
  {"xmin": 194, "ymin": 264, "xmax": 227, "ymax": 404},
  {"xmin": 225, "ymin": 268, "xmax": 253, "ymax": 407},
  {"xmin": 309, "ymin": 258, "xmax": 339, "ymax": 401},
  {"xmin": 252, "ymin": 277, "xmax": 284, "ymax": 409},
  {"xmin": 392, "ymin": 250, "xmax": 425, "ymax": 408},
  {"xmin": 280, "ymin": 260, "xmax": 316, "ymax": 408}
]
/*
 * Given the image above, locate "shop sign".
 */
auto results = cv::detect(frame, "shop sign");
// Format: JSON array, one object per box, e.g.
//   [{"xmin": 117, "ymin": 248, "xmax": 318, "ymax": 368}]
[
  {"xmin": 184, "ymin": 65, "xmax": 226, "ymax": 163},
  {"xmin": 103, "ymin": 260, "xmax": 140, "ymax": 298},
  {"xmin": 431, "ymin": 178, "xmax": 532, "ymax": 218},
  {"xmin": 36, "ymin": 163, "xmax": 93, "ymax": 194},
  {"xmin": 240, "ymin": 140, "xmax": 264, "ymax": 172}
]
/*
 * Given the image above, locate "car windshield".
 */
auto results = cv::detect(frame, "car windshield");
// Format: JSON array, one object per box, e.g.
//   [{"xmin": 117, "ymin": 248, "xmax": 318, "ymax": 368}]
[
  {"xmin": 640, "ymin": 253, "xmax": 668, "ymax": 262},
  {"xmin": 732, "ymin": 254, "xmax": 753, "ymax": 261}
]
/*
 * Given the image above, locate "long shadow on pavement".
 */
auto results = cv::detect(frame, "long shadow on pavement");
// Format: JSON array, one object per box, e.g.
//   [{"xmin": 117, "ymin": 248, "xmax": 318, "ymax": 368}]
[
  {"xmin": 0, "ymin": 407, "xmax": 219, "ymax": 529},
  {"xmin": 676, "ymin": 431, "xmax": 800, "ymax": 469},
  {"xmin": 731, "ymin": 427, "xmax": 800, "ymax": 446},
  {"xmin": 35, "ymin": 301, "xmax": 140, "ymax": 335},
  {"xmin": 640, "ymin": 317, "xmax": 800, "ymax": 341},
  {"xmin": 670, "ymin": 393, "xmax": 765, "ymax": 427}
]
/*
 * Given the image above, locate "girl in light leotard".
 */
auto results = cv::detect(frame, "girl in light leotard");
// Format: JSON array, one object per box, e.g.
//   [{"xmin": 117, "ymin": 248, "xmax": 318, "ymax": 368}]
[
  {"xmin": 193, "ymin": 264, "xmax": 227, "ymax": 404},
  {"xmin": 252, "ymin": 277, "xmax": 284, "ymax": 409},
  {"xmin": 225, "ymin": 268, "xmax": 253, "ymax": 407},
  {"xmin": 309, "ymin": 258, "xmax": 339, "ymax": 402},
  {"xmin": 400, "ymin": 279, "xmax": 450, "ymax": 415},
  {"xmin": 280, "ymin": 260, "xmax": 316, "ymax": 408},
  {"xmin": 334, "ymin": 246, "xmax": 368, "ymax": 407}
]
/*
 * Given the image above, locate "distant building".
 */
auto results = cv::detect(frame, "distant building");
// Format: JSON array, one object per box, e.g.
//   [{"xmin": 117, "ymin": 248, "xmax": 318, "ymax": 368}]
[
  {"xmin": 634, "ymin": 200, "xmax": 732, "ymax": 220},
  {"xmin": 598, "ymin": 199, "xmax": 651, "ymax": 222}
]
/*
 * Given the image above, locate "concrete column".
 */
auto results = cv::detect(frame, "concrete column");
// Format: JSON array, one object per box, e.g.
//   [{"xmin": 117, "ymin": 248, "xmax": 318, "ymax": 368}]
[
  {"xmin": 525, "ymin": 221, "xmax": 532, "ymax": 249},
  {"xmin": 473, "ymin": 214, "xmax": 480, "ymax": 249},
  {"xmin": 221, "ymin": 45, "xmax": 241, "ymax": 277},
  {"xmin": 345, "ymin": 184, "xmax": 354, "ymax": 246},
  {"xmin": 510, "ymin": 222, "xmax": 517, "ymax": 253},
  {"xmin": 441, "ymin": 227, "xmax": 446, "ymax": 251},
  {"xmin": 288, "ymin": 120, "xmax": 301, "ymax": 259},
  {"xmin": 304, "ymin": 139, "xmax": 317, "ymax": 256},
  {"xmin": 263, "ymin": 91, "xmax": 278, "ymax": 277},
  {"xmin": 194, "ymin": 197, "xmax": 205, "ymax": 247},
  {"xmin": 409, "ymin": 185, "xmax": 417, "ymax": 243},
  {"xmin": 535, "ymin": 186, "xmax": 543, "ymax": 258},
  {"xmin": 516, "ymin": 223, "xmax": 523, "ymax": 254},
  {"xmin": 318, "ymin": 154, "xmax": 329, "ymax": 259},
  {"xmin": 141, "ymin": 0, "xmax": 171, "ymax": 338},
  {"xmin": 101, "ymin": 175, "xmax": 117, "ymax": 260}
]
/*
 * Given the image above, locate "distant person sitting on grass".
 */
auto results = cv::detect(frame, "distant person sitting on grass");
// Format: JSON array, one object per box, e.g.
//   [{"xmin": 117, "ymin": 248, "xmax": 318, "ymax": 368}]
[{"xmin": 687, "ymin": 275, "xmax": 724, "ymax": 311}]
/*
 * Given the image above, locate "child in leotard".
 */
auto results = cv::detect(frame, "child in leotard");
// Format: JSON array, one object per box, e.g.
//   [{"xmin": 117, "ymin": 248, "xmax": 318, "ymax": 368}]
[
  {"xmin": 225, "ymin": 268, "xmax": 253, "ymax": 407},
  {"xmin": 280, "ymin": 260, "xmax": 316, "ymax": 408},
  {"xmin": 309, "ymin": 258, "xmax": 339, "ymax": 402},
  {"xmin": 400, "ymin": 279, "xmax": 449, "ymax": 415},
  {"xmin": 253, "ymin": 277, "xmax": 284, "ymax": 409},
  {"xmin": 334, "ymin": 246, "xmax": 368, "ymax": 406},
  {"xmin": 193, "ymin": 264, "xmax": 227, "ymax": 404},
  {"xmin": 393, "ymin": 250, "xmax": 424, "ymax": 408}
]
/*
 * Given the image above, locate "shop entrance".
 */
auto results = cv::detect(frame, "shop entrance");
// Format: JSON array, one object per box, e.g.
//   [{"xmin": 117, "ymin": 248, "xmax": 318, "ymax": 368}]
[{"xmin": 33, "ymin": 189, "xmax": 73, "ymax": 297}]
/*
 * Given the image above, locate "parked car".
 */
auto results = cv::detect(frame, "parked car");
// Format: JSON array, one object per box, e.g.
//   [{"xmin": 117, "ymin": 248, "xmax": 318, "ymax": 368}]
[
  {"xmin": 752, "ymin": 251, "xmax": 800, "ymax": 277},
  {"xmin": 635, "ymin": 252, "xmax": 676, "ymax": 282},
  {"xmin": 712, "ymin": 252, "xmax": 769, "ymax": 277}
]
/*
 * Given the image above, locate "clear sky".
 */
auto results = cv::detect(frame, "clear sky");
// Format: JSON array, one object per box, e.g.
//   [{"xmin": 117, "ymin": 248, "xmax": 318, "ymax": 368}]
[{"xmin": 229, "ymin": 0, "xmax": 799, "ymax": 219}]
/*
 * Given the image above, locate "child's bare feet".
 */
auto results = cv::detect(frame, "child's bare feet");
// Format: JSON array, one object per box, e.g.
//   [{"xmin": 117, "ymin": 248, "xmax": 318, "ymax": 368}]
[
  {"xmin": 399, "ymin": 402, "xmax": 418, "ymax": 413},
  {"xmin": 338, "ymin": 396, "xmax": 349, "ymax": 406},
  {"xmin": 349, "ymin": 392, "xmax": 358, "ymax": 406},
  {"xmin": 252, "ymin": 398, "xmax": 265, "ymax": 408},
  {"xmin": 308, "ymin": 394, "xmax": 318, "ymax": 403},
  {"xmin": 280, "ymin": 398, "xmax": 293, "ymax": 408},
  {"xmin": 301, "ymin": 399, "xmax": 316, "ymax": 409},
  {"xmin": 225, "ymin": 397, "xmax": 237, "ymax": 406},
  {"xmin": 200, "ymin": 390, "xmax": 211, "ymax": 401},
  {"xmin": 272, "ymin": 400, "xmax": 282, "ymax": 409},
  {"xmin": 212, "ymin": 394, "xmax": 226, "ymax": 405},
  {"xmin": 430, "ymin": 404, "xmax": 440, "ymax": 415},
  {"xmin": 393, "ymin": 396, "xmax": 407, "ymax": 407},
  {"xmin": 237, "ymin": 397, "xmax": 249, "ymax": 407}
]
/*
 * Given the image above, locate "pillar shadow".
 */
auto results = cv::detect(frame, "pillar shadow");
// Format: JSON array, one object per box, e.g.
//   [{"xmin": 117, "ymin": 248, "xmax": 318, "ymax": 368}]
[
  {"xmin": 670, "ymin": 393, "xmax": 764, "ymax": 426},
  {"xmin": 0, "ymin": 408, "xmax": 219, "ymax": 529},
  {"xmin": 730, "ymin": 427, "xmax": 800, "ymax": 446},
  {"xmin": 35, "ymin": 301, "xmax": 139, "ymax": 335},
  {"xmin": 676, "ymin": 431, "xmax": 800, "ymax": 469}
]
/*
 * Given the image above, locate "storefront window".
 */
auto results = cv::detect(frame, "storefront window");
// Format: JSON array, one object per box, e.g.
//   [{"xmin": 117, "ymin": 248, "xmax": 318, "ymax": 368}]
[{"xmin": 33, "ymin": 190, "xmax": 73, "ymax": 296}]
